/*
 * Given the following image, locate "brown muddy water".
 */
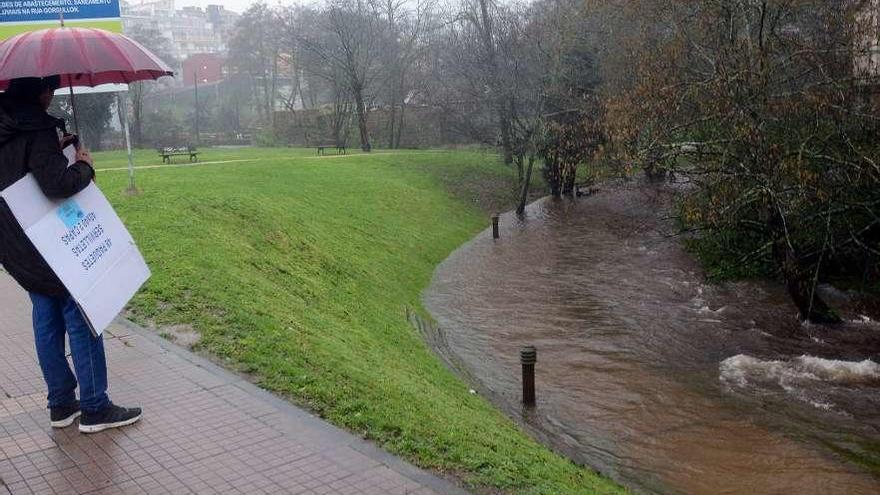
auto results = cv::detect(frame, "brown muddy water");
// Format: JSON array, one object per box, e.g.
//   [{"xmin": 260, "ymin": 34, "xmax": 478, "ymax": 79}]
[{"xmin": 423, "ymin": 178, "xmax": 880, "ymax": 494}]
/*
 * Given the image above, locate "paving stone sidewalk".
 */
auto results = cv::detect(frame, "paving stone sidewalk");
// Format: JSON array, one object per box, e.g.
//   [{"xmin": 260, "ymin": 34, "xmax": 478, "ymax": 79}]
[{"xmin": 0, "ymin": 273, "xmax": 467, "ymax": 495}]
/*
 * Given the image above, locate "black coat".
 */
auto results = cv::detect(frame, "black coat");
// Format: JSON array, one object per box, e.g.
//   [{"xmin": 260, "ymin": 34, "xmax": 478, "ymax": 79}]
[{"xmin": 0, "ymin": 95, "xmax": 95, "ymax": 296}]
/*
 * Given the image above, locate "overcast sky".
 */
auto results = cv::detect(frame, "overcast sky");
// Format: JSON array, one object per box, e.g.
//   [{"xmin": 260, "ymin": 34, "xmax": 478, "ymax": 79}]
[{"xmin": 177, "ymin": 0, "xmax": 255, "ymax": 14}]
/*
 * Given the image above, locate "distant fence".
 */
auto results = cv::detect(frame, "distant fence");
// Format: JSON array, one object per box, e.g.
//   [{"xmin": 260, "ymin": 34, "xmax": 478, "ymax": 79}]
[{"xmin": 274, "ymin": 106, "xmax": 472, "ymax": 148}]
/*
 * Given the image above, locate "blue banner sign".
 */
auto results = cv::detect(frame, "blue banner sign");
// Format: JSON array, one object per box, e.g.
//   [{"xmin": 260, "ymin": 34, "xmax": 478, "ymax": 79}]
[{"xmin": 0, "ymin": 0, "xmax": 120, "ymax": 24}]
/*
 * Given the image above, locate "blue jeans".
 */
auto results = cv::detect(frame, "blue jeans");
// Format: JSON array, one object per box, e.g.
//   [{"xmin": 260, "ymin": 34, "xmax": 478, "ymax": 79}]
[{"xmin": 29, "ymin": 292, "xmax": 110, "ymax": 414}]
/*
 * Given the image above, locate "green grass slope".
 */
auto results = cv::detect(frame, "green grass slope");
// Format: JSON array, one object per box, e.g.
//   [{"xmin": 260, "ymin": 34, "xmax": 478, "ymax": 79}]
[{"xmin": 94, "ymin": 147, "xmax": 624, "ymax": 495}]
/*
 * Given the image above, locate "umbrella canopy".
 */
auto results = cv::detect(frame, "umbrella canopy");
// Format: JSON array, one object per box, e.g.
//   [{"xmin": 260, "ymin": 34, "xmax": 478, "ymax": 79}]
[{"xmin": 0, "ymin": 27, "xmax": 173, "ymax": 89}]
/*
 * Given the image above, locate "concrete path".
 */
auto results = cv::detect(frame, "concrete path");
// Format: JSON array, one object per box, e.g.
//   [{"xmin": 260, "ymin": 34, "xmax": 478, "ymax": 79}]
[{"xmin": 0, "ymin": 273, "xmax": 467, "ymax": 495}]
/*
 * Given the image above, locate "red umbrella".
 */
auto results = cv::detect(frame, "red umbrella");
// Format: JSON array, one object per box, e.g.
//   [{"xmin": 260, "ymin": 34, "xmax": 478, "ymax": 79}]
[
  {"xmin": 0, "ymin": 27, "xmax": 174, "ymax": 134},
  {"xmin": 0, "ymin": 27, "xmax": 173, "ymax": 88}
]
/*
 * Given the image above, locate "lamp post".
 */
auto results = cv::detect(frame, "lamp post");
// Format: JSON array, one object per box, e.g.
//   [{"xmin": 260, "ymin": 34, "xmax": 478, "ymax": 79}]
[
  {"xmin": 116, "ymin": 92, "xmax": 137, "ymax": 192},
  {"xmin": 193, "ymin": 70, "xmax": 200, "ymax": 145}
]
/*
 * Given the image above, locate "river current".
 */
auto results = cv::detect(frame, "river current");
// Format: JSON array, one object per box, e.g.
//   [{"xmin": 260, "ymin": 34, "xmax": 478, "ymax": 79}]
[{"xmin": 423, "ymin": 178, "xmax": 880, "ymax": 494}]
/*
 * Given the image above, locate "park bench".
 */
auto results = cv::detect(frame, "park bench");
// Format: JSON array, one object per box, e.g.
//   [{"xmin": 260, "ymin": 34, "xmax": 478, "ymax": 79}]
[
  {"xmin": 158, "ymin": 146, "xmax": 199, "ymax": 164},
  {"xmin": 316, "ymin": 144, "xmax": 346, "ymax": 155}
]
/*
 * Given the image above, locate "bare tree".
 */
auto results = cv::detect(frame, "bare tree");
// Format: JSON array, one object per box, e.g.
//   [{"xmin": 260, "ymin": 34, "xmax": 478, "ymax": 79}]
[
  {"xmin": 292, "ymin": 6, "xmax": 356, "ymax": 145},
  {"xmin": 125, "ymin": 24, "xmax": 176, "ymax": 147},
  {"xmin": 298, "ymin": 0, "xmax": 383, "ymax": 151},
  {"xmin": 228, "ymin": 2, "xmax": 283, "ymax": 129},
  {"xmin": 372, "ymin": 0, "xmax": 435, "ymax": 148}
]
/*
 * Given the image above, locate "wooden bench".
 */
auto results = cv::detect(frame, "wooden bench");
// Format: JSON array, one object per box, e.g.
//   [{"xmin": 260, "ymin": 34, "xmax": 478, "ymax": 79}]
[
  {"xmin": 317, "ymin": 144, "xmax": 346, "ymax": 156},
  {"xmin": 158, "ymin": 146, "xmax": 199, "ymax": 163}
]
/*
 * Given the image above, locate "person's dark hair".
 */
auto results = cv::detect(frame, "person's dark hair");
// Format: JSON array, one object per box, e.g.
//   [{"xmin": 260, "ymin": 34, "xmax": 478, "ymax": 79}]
[{"xmin": 6, "ymin": 76, "xmax": 61, "ymax": 103}]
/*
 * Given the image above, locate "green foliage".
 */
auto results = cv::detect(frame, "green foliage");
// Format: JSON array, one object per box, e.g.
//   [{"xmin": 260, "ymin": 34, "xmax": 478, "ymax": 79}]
[
  {"xmin": 92, "ymin": 147, "xmax": 624, "ymax": 495},
  {"xmin": 254, "ymin": 127, "xmax": 280, "ymax": 147},
  {"xmin": 600, "ymin": 1, "xmax": 880, "ymax": 319},
  {"xmin": 683, "ymin": 232, "xmax": 775, "ymax": 282},
  {"xmin": 141, "ymin": 108, "xmax": 186, "ymax": 146},
  {"xmin": 539, "ymin": 112, "xmax": 603, "ymax": 196}
]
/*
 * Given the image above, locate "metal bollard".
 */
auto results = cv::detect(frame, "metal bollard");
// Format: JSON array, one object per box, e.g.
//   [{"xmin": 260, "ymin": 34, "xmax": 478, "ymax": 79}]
[
  {"xmin": 521, "ymin": 346, "xmax": 537, "ymax": 406},
  {"xmin": 492, "ymin": 214, "xmax": 500, "ymax": 239}
]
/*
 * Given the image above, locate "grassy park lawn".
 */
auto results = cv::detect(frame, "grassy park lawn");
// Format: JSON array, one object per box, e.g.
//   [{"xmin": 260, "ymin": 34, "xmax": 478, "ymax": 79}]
[{"xmin": 92, "ymin": 146, "xmax": 624, "ymax": 495}]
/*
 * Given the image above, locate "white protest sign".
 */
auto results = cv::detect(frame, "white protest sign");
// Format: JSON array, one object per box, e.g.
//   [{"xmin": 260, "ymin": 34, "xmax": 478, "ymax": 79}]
[{"xmin": 1, "ymin": 173, "xmax": 150, "ymax": 335}]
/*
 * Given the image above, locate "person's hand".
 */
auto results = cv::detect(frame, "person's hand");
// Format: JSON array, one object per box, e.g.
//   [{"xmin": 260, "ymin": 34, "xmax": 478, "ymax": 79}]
[
  {"xmin": 60, "ymin": 133, "xmax": 80, "ymax": 150},
  {"xmin": 76, "ymin": 148, "xmax": 93, "ymax": 166}
]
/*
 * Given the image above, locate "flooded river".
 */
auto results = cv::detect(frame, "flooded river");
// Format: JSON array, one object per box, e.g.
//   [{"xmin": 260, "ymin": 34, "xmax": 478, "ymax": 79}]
[{"xmin": 423, "ymin": 178, "xmax": 880, "ymax": 494}]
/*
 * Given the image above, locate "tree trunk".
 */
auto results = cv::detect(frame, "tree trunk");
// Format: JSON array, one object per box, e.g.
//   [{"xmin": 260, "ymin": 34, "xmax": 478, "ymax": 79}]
[
  {"xmin": 272, "ymin": 49, "xmax": 280, "ymax": 133},
  {"xmin": 352, "ymin": 84, "xmax": 371, "ymax": 151},
  {"xmin": 394, "ymin": 70, "xmax": 406, "ymax": 148},
  {"xmin": 562, "ymin": 164, "xmax": 577, "ymax": 195},
  {"xmin": 388, "ymin": 100, "xmax": 397, "ymax": 149},
  {"xmin": 516, "ymin": 153, "xmax": 535, "ymax": 215},
  {"xmin": 332, "ymin": 102, "xmax": 342, "ymax": 145},
  {"xmin": 498, "ymin": 104, "xmax": 513, "ymax": 165},
  {"xmin": 233, "ymin": 90, "xmax": 241, "ymax": 132},
  {"xmin": 128, "ymin": 82, "xmax": 145, "ymax": 147},
  {"xmin": 250, "ymin": 73, "xmax": 264, "ymax": 123},
  {"xmin": 780, "ymin": 250, "xmax": 840, "ymax": 324},
  {"xmin": 769, "ymin": 209, "xmax": 841, "ymax": 323},
  {"xmin": 515, "ymin": 154, "xmax": 524, "ymax": 184},
  {"xmin": 546, "ymin": 153, "xmax": 562, "ymax": 197},
  {"xmin": 333, "ymin": 113, "xmax": 342, "ymax": 146},
  {"xmin": 395, "ymin": 104, "xmax": 404, "ymax": 148}
]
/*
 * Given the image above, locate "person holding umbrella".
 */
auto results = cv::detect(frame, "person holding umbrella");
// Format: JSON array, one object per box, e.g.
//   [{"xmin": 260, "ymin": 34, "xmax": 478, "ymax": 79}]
[
  {"xmin": 0, "ymin": 26, "xmax": 172, "ymax": 433},
  {"xmin": 0, "ymin": 75, "xmax": 143, "ymax": 433}
]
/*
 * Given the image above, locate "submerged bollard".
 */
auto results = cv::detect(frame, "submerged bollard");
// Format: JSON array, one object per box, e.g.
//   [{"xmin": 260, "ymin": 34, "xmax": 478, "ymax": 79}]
[
  {"xmin": 492, "ymin": 214, "xmax": 500, "ymax": 239},
  {"xmin": 521, "ymin": 346, "xmax": 537, "ymax": 406}
]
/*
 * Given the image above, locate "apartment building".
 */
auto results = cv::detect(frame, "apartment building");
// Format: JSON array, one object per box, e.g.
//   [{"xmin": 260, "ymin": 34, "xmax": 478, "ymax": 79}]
[{"xmin": 121, "ymin": 0, "xmax": 239, "ymax": 62}]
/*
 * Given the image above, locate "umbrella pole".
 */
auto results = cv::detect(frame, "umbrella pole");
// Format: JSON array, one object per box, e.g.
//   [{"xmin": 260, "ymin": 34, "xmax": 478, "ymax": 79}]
[
  {"xmin": 116, "ymin": 92, "xmax": 137, "ymax": 192},
  {"xmin": 59, "ymin": 15, "xmax": 82, "ymax": 138},
  {"xmin": 68, "ymin": 85, "xmax": 80, "ymax": 137}
]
